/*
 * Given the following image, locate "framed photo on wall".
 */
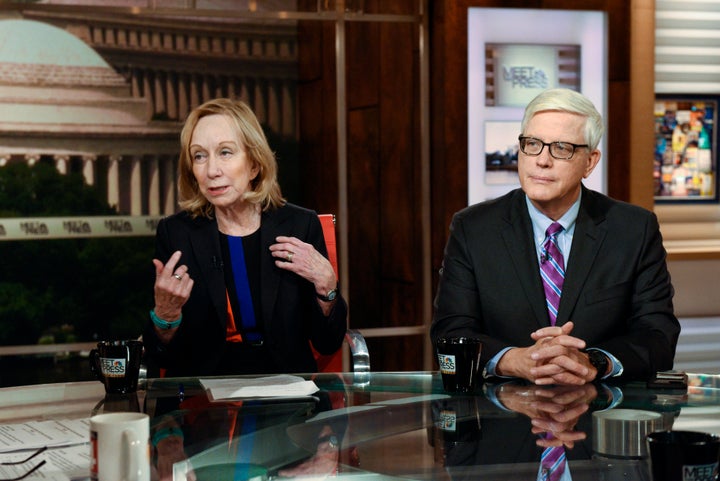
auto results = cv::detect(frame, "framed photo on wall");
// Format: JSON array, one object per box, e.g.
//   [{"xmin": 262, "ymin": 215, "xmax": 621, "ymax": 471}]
[
  {"xmin": 484, "ymin": 120, "xmax": 520, "ymax": 185},
  {"xmin": 654, "ymin": 95, "xmax": 718, "ymax": 203}
]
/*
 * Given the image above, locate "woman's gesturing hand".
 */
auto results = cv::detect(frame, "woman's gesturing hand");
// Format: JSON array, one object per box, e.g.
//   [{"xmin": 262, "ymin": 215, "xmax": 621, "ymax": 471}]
[{"xmin": 153, "ymin": 250, "xmax": 193, "ymax": 331}]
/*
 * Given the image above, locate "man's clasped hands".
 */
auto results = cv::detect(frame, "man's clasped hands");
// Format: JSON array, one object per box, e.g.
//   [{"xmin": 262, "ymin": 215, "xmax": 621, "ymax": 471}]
[
  {"xmin": 496, "ymin": 382, "xmax": 598, "ymax": 450},
  {"xmin": 497, "ymin": 321, "xmax": 602, "ymax": 386}
]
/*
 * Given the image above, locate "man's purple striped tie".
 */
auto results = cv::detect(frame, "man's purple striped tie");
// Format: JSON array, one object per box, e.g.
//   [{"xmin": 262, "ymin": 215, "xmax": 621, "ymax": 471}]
[
  {"xmin": 540, "ymin": 222, "xmax": 565, "ymax": 326},
  {"xmin": 541, "ymin": 437, "xmax": 567, "ymax": 481},
  {"xmin": 539, "ymin": 222, "xmax": 567, "ymax": 481}
]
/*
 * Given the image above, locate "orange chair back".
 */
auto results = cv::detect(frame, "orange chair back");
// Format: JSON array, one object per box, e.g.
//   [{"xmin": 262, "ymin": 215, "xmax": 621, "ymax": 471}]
[
  {"xmin": 313, "ymin": 214, "xmax": 343, "ymax": 372},
  {"xmin": 318, "ymin": 214, "xmax": 338, "ymax": 277}
]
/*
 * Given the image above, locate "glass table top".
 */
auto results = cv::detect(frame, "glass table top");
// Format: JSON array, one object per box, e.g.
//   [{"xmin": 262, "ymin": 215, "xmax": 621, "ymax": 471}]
[{"xmin": 0, "ymin": 371, "xmax": 718, "ymax": 480}]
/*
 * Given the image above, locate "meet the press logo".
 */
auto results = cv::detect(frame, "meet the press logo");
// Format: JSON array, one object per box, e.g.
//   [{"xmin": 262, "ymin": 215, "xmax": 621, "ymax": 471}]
[
  {"xmin": 683, "ymin": 462, "xmax": 718, "ymax": 481},
  {"xmin": 438, "ymin": 354, "xmax": 456, "ymax": 375},
  {"xmin": 100, "ymin": 357, "xmax": 126, "ymax": 378},
  {"xmin": 437, "ymin": 409, "xmax": 457, "ymax": 432}
]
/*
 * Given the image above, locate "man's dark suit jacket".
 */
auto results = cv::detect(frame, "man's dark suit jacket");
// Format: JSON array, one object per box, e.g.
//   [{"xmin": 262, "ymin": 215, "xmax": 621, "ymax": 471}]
[
  {"xmin": 143, "ymin": 203, "xmax": 348, "ymax": 377},
  {"xmin": 431, "ymin": 186, "xmax": 680, "ymax": 381}
]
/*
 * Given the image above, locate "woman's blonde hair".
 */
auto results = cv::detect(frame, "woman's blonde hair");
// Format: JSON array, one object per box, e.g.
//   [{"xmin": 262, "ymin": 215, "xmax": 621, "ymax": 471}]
[{"xmin": 177, "ymin": 98, "xmax": 285, "ymax": 218}]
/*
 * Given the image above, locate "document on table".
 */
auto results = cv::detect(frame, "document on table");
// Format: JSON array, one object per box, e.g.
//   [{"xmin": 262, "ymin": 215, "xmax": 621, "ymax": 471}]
[
  {"xmin": 0, "ymin": 418, "xmax": 89, "ymax": 452},
  {"xmin": 200, "ymin": 375, "xmax": 319, "ymax": 400}
]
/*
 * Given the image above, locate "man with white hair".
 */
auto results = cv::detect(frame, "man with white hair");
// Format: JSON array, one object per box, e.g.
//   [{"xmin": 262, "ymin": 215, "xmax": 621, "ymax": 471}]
[{"xmin": 432, "ymin": 88, "xmax": 680, "ymax": 386}]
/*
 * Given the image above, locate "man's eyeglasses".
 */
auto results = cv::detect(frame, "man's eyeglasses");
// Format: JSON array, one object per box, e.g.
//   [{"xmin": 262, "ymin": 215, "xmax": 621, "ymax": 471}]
[
  {"xmin": 518, "ymin": 136, "xmax": 589, "ymax": 160},
  {"xmin": 0, "ymin": 446, "xmax": 47, "ymax": 481}
]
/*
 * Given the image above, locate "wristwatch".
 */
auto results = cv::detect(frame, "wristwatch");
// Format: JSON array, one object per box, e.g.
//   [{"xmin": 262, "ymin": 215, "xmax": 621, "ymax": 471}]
[
  {"xmin": 317, "ymin": 434, "xmax": 339, "ymax": 449},
  {"xmin": 586, "ymin": 349, "xmax": 609, "ymax": 381},
  {"xmin": 316, "ymin": 283, "xmax": 339, "ymax": 302}
]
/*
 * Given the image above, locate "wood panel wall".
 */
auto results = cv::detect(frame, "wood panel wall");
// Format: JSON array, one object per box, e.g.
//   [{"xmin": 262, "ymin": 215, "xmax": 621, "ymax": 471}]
[
  {"xmin": 297, "ymin": 0, "xmax": 425, "ymax": 371},
  {"xmin": 297, "ymin": 0, "xmax": 646, "ymax": 372}
]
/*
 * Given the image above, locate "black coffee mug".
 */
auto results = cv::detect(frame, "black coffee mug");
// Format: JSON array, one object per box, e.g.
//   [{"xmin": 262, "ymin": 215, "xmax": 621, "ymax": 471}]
[
  {"xmin": 432, "ymin": 396, "xmax": 482, "ymax": 444},
  {"xmin": 647, "ymin": 430, "xmax": 720, "ymax": 481},
  {"xmin": 89, "ymin": 340, "xmax": 143, "ymax": 394},
  {"xmin": 436, "ymin": 337, "xmax": 482, "ymax": 393}
]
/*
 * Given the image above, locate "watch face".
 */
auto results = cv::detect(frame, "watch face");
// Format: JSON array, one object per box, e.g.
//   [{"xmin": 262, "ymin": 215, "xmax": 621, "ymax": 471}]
[
  {"xmin": 588, "ymin": 350, "xmax": 608, "ymax": 379},
  {"xmin": 327, "ymin": 290, "xmax": 337, "ymax": 301}
]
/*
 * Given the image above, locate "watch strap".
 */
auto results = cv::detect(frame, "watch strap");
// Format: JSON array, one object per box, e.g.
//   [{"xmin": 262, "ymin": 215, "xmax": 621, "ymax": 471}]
[
  {"xmin": 317, "ymin": 434, "xmax": 339, "ymax": 449},
  {"xmin": 316, "ymin": 282, "xmax": 339, "ymax": 302},
  {"xmin": 586, "ymin": 349, "xmax": 609, "ymax": 381}
]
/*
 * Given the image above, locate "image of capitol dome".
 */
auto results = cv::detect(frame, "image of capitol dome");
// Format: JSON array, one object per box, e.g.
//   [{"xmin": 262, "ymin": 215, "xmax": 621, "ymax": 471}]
[
  {"xmin": 0, "ymin": 18, "xmax": 179, "ymax": 216},
  {"xmin": 0, "ymin": 18, "xmax": 148, "ymax": 125},
  {"xmin": 0, "ymin": 17, "xmax": 179, "ymax": 131}
]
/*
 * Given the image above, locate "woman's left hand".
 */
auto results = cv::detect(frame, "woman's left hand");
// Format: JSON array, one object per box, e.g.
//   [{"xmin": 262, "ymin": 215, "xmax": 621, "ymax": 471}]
[{"xmin": 270, "ymin": 236, "xmax": 337, "ymax": 297}]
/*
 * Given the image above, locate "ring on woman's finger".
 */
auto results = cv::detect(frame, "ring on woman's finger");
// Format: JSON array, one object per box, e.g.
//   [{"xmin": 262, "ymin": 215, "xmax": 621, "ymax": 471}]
[
  {"xmin": 287, "ymin": 251, "xmax": 294, "ymax": 261},
  {"xmin": 173, "ymin": 273, "xmax": 183, "ymax": 281}
]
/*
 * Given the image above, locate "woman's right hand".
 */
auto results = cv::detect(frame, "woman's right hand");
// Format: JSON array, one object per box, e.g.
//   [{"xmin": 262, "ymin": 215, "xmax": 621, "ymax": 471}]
[
  {"xmin": 152, "ymin": 250, "xmax": 193, "ymax": 340},
  {"xmin": 152, "ymin": 417, "xmax": 196, "ymax": 481},
  {"xmin": 154, "ymin": 434, "xmax": 196, "ymax": 481}
]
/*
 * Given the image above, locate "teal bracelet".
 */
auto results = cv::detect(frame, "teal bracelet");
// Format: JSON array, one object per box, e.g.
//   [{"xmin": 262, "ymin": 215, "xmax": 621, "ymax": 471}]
[
  {"xmin": 150, "ymin": 309, "xmax": 182, "ymax": 330},
  {"xmin": 152, "ymin": 427, "xmax": 184, "ymax": 447}
]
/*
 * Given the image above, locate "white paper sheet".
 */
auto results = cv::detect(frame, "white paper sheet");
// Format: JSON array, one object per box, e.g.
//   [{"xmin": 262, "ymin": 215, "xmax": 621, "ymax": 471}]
[
  {"xmin": 200, "ymin": 375, "xmax": 319, "ymax": 400},
  {"xmin": 0, "ymin": 419, "xmax": 89, "ymax": 453}
]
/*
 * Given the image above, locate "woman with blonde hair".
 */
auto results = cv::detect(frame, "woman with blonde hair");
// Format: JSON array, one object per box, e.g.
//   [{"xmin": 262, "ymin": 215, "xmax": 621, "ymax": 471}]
[{"xmin": 143, "ymin": 98, "xmax": 347, "ymax": 376}]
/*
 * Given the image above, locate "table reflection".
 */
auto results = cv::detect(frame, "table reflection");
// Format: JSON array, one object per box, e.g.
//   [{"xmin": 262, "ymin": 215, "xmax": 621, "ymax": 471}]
[
  {"xmin": 142, "ymin": 375, "xmax": 688, "ymax": 481},
  {"xmin": 430, "ymin": 383, "xmax": 608, "ymax": 480},
  {"xmin": 147, "ymin": 377, "xmax": 348, "ymax": 481},
  {"xmin": 0, "ymin": 371, "xmax": 711, "ymax": 481},
  {"xmin": 92, "ymin": 392, "xmax": 141, "ymax": 415}
]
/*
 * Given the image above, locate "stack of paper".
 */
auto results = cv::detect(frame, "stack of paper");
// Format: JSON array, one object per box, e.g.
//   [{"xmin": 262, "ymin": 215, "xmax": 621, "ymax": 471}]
[
  {"xmin": 0, "ymin": 419, "xmax": 89, "ymax": 453},
  {"xmin": 0, "ymin": 419, "xmax": 91, "ymax": 480},
  {"xmin": 200, "ymin": 375, "xmax": 319, "ymax": 401}
]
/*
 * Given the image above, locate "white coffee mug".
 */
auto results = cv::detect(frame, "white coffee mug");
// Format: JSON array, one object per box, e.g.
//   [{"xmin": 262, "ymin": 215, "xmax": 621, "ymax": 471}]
[{"xmin": 90, "ymin": 412, "xmax": 150, "ymax": 481}]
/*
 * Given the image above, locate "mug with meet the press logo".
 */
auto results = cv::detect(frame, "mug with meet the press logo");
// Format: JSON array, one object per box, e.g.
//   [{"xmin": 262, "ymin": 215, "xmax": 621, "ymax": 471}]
[
  {"xmin": 90, "ymin": 340, "xmax": 143, "ymax": 394},
  {"xmin": 436, "ymin": 337, "xmax": 482, "ymax": 393}
]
